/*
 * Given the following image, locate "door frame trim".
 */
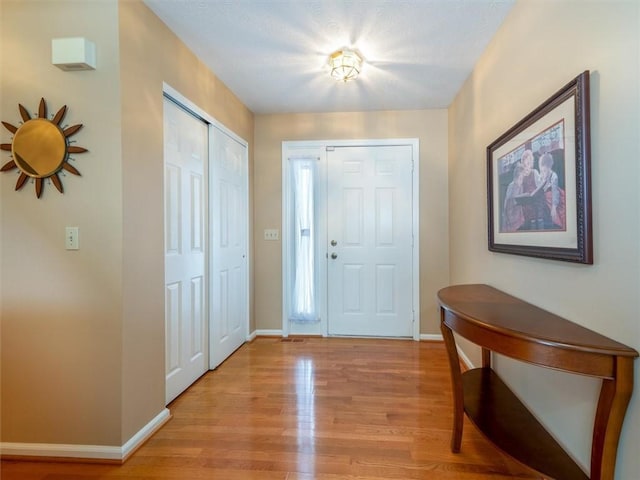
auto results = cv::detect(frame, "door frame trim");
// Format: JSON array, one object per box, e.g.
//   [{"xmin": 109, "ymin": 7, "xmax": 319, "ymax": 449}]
[
  {"xmin": 282, "ymin": 139, "xmax": 420, "ymax": 340},
  {"xmin": 163, "ymin": 83, "xmax": 250, "ymax": 374}
]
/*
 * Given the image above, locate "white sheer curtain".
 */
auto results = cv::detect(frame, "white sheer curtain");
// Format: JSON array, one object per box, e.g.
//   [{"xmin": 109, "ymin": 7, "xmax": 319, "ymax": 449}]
[{"xmin": 289, "ymin": 157, "xmax": 318, "ymax": 323}]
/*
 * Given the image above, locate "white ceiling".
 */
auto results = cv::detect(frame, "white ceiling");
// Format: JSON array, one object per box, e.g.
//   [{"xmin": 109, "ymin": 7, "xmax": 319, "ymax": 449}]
[{"xmin": 143, "ymin": 0, "xmax": 515, "ymax": 114}]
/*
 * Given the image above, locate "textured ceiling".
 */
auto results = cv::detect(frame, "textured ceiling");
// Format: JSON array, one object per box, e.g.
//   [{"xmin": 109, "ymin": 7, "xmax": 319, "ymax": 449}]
[{"xmin": 143, "ymin": 0, "xmax": 515, "ymax": 114}]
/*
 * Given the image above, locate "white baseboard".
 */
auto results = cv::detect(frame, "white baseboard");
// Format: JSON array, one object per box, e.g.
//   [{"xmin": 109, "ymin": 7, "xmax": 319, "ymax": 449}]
[
  {"xmin": 419, "ymin": 333, "xmax": 474, "ymax": 369},
  {"xmin": 121, "ymin": 408, "xmax": 171, "ymax": 461},
  {"xmin": 0, "ymin": 442, "xmax": 123, "ymax": 461},
  {"xmin": 253, "ymin": 329, "xmax": 283, "ymax": 337},
  {"xmin": 457, "ymin": 345, "xmax": 475, "ymax": 370},
  {"xmin": 420, "ymin": 333, "xmax": 443, "ymax": 341},
  {"xmin": 254, "ymin": 331, "xmax": 447, "ymax": 342},
  {"xmin": 0, "ymin": 408, "xmax": 170, "ymax": 462}
]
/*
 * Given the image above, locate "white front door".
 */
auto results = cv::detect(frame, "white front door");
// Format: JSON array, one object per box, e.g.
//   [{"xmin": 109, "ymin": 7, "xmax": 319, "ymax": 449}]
[
  {"xmin": 327, "ymin": 145, "xmax": 414, "ymax": 337},
  {"xmin": 209, "ymin": 126, "xmax": 248, "ymax": 369},
  {"xmin": 164, "ymin": 98, "xmax": 208, "ymax": 404}
]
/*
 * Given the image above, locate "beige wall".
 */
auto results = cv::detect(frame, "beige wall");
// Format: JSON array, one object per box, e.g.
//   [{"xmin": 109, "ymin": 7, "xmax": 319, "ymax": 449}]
[
  {"xmin": 1, "ymin": 0, "xmax": 254, "ymax": 448},
  {"xmin": 448, "ymin": 1, "xmax": 639, "ymax": 478},
  {"xmin": 1, "ymin": 0, "xmax": 123, "ymax": 445},
  {"xmin": 118, "ymin": 0, "xmax": 254, "ymax": 443},
  {"xmin": 254, "ymin": 110, "xmax": 449, "ymax": 334}
]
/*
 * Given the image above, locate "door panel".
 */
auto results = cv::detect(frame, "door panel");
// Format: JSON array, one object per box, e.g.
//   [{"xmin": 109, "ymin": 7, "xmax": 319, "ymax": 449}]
[
  {"xmin": 164, "ymin": 98, "xmax": 208, "ymax": 404},
  {"xmin": 210, "ymin": 126, "xmax": 248, "ymax": 369},
  {"xmin": 327, "ymin": 145, "xmax": 413, "ymax": 337}
]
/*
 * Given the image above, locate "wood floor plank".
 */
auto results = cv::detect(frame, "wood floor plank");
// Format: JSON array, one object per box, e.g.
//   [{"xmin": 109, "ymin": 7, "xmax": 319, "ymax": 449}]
[{"xmin": 1, "ymin": 338, "xmax": 543, "ymax": 479}]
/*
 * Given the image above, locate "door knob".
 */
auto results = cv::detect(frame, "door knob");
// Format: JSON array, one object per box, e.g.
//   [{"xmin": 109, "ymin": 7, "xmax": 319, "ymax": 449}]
[
  {"xmin": 330, "ymin": 240, "xmax": 337, "ymax": 246},
  {"xmin": 331, "ymin": 253, "xmax": 338, "ymax": 259}
]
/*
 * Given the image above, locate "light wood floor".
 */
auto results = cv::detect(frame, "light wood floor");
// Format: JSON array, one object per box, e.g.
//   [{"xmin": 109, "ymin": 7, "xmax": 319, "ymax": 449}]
[{"xmin": 1, "ymin": 337, "xmax": 542, "ymax": 479}]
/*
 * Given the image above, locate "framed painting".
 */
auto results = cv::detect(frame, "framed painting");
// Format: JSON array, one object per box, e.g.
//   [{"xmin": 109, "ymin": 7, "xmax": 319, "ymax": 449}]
[{"xmin": 487, "ymin": 71, "xmax": 592, "ymax": 264}]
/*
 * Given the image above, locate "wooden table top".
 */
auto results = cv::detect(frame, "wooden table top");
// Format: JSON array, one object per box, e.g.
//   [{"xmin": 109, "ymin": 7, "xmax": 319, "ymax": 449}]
[{"xmin": 438, "ymin": 284, "xmax": 638, "ymax": 358}]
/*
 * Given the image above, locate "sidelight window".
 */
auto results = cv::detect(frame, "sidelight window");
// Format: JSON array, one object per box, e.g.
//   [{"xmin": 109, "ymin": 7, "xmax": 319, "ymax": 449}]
[{"xmin": 288, "ymin": 157, "xmax": 319, "ymax": 323}]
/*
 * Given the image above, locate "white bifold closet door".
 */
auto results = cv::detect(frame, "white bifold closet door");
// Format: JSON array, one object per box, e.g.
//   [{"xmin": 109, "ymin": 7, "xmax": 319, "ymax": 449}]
[
  {"xmin": 209, "ymin": 125, "xmax": 248, "ymax": 369},
  {"xmin": 164, "ymin": 98, "xmax": 208, "ymax": 404}
]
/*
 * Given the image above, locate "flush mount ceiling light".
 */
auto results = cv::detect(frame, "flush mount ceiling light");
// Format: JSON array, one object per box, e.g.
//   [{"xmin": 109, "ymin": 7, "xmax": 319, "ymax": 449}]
[{"xmin": 328, "ymin": 48, "xmax": 363, "ymax": 82}]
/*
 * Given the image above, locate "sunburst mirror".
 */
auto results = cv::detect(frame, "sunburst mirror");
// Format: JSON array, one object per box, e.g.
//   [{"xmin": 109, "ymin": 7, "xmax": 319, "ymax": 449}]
[{"xmin": 1, "ymin": 98, "xmax": 87, "ymax": 198}]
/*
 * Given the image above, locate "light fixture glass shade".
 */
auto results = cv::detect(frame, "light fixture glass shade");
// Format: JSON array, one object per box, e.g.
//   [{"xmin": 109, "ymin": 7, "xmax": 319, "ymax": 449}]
[{"xmin": 329, "ymin": 49, "xmax": 362, "ymax": 82}]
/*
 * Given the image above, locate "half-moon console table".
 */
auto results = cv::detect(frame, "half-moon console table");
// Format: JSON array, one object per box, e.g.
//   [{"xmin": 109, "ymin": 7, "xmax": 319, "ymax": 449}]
[{"xmin": 438, "ymin": 284, "xmax": 638, "ymax": 480}]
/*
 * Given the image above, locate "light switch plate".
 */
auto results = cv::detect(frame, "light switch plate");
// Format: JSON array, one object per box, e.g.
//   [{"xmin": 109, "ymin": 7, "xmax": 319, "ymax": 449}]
[
  {"xmin": 264, "ymin": 229, "xmax": 279, "ymax": 241},
  {"xmin": 65, "ymin": 226, "xmax": 79, "ymax": 250}
]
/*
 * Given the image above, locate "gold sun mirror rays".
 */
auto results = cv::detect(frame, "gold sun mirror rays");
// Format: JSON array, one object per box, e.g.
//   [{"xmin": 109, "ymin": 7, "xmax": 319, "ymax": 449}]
[{"xmin": 1, "ymin": 98, "xmax": 87, "ymax": 198}]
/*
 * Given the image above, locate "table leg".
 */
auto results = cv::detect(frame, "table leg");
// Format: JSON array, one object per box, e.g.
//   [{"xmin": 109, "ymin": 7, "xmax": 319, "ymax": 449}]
[
  {"xmin": 590, "ymin": 356, "xmax": 634, "ymax": 480},
  {"xmin": 441, "ymin": 308, "xmax": 464, "ymax": 453}
]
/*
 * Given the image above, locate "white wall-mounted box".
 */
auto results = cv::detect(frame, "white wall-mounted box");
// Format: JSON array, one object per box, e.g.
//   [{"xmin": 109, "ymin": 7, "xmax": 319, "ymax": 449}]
[{"xmin": 52, "ymin": 37, "xmax": 96, "ymax": 71}]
